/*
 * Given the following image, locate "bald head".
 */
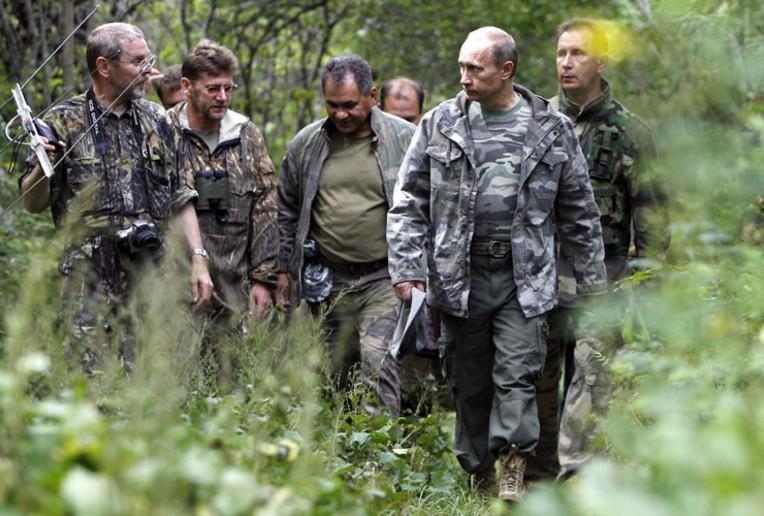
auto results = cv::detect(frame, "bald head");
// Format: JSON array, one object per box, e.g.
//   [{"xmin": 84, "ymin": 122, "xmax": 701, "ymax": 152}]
[
  {"xmin": 380, "ymin": 76, "xmax": 424, "ymax": 124},
  {"xmin": 458, "ymin": 26, "xmax": 519, "ymax": 110},
  {"xmin": 464, "ymin": 26, "xmax": 518, "ymax": 77}
]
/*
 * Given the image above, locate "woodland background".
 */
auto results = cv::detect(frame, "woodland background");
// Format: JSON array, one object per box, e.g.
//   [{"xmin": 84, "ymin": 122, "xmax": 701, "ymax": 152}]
[{"xmin": 0, "ymin": 0, "xmax": 763, "ymax": 514}]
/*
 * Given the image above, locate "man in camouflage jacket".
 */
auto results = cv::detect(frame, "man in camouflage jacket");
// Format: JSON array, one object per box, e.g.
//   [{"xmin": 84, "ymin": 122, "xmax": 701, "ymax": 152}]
[
  {"xmin": 166, "ymin": 40, "xmax": 278, "ymax": 321},
  {"xmin": 20, "ymin": 23, "xmax": 212, "ymax": 374},
  {"xmin": 528, "ymin": 18, "xmax": 670, "ymax": 480},
  {"xmin": 387, "ymin": 27, "xmax": 605, "ymax": 500}
]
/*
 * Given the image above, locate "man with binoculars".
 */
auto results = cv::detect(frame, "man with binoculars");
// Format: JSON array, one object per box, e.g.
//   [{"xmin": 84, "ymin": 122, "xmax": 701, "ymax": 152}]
[{"xmin": 165, "ymin": 39, "xmax": 279, "ymax": 331}]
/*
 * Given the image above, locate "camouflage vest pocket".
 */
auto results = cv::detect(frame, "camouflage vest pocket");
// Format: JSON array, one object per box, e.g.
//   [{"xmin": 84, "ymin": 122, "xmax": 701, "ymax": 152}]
[
  {"xmin": 425, "ymin": 144, "xmax": 464, "ymax": 188},
  {"xmin": 199, "ymin": 178, "xmax": 255, "ymax": 238},
  {"xmin": 144, "ymin": 163, "xmax": 172, "ymax": 220},
  {"xmin": 585, "ymin": 126, "xmax": 623, "ymax": 181},
  {"xmin": 592, "ymin": 182, "xmax": 625, "ymax": 229},
  {"xmin": 65, "ymin": 157, "xmax": 103, "ymax": 215},
  {"xmin": 524, "ymin": 152, "xmax": 564, "ymax": 225},
  {"xmin": 592, "ymin": 183, "xmax": 616, "ymax": 220}
]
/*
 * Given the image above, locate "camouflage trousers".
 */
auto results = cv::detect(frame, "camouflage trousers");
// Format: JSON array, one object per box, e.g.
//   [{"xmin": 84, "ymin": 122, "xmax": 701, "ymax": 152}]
[
  {"xmin": 310, "ymin": 276, "xmax": 401, "ymax": 417},
  {"xmin": 59, "ymin": 238, "xmax": 137, "ymax": 376},
  {"xmin": 442, "ymin": 254, "xmax": 547, "ymax": 474},
  {"xmin": 198, "ymin": 272, "xmax": 251, "ymax": 387},
  {"xmin": 558, "ymin": 293, "xmax": 624, "ymax": 476},
  {"xmin": 525, "ymin": 306, "xmax": 576, "ymax": 481}
]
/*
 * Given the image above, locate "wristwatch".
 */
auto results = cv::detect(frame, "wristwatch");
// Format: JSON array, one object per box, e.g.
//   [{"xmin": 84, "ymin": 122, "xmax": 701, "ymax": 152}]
[{"xmin": 190, "ymin": 248, "xmax": 209, "ymax": 260}]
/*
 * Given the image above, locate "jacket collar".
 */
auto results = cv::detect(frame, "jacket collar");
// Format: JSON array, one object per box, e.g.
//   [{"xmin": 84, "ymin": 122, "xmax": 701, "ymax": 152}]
[
  {"xmin": 441, "ymin": 84, "xmax": 559, "ymax": 164},
  {"xmin": 556, "ymin": 78, "xmax": 611, "ymax": 120},
  {"xmin": 447, "ymin": 83, "xmax": 555, "ymax": 131},
  {"xmin": 319, "ymin": 105, "xmax": 384, "ymax": 145},
  {"xmin": 172, "ymin": 101, "xmax": 248, "ymax": 145}
]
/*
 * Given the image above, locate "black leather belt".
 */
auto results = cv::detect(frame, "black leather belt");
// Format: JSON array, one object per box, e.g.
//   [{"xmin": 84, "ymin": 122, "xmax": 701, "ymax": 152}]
[
  {"xmin": 470, "ymin": 238, "xmax": 512, "ymax": 258},
  {"xmin": 320, "ymin": 257, "xmax": 388, "ymax": 277}
]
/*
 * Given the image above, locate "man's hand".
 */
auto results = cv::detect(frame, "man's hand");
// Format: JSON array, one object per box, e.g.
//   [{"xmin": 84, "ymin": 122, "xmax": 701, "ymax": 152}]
[
  {"xmin": 393, "ymin": 280, "xmax": 426, "ymax": 302},
  {"xmin": 40, "ymin": 136, "xmax": 65, "ymax": 162},
  {"xmin": 275, "ymin": 273, "xmax": 291, "ymax": 310},
  {"xmin": 190, "ymin": 256, "xmax": 213, "ymax": 312},
  {"xmin": 21, "ymin": 137, "xmax": 66, "ymax": 213},
  {"xmin": 249, "ymin": 282, "xmax": 273, "ymax": 318}
]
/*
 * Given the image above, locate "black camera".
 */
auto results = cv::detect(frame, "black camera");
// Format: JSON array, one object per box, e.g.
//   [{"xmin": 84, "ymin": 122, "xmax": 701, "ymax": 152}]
[{"xmin": 115, "ymin": 220, "xmax": 161, "ymax": 257}]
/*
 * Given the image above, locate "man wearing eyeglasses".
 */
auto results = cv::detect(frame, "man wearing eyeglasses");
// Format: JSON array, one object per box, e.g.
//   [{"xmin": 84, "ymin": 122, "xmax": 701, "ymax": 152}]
[
  {"xmin": 19, "ymin": 22, "xmax": 213, "ymax": 375},
  {"xmin": 166, "ymin": 39, "xmax": 278, "ymax": 346}
]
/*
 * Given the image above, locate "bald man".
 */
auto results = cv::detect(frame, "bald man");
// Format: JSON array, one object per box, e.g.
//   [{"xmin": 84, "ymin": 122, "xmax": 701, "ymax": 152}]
[
  {"xmin": 387, "ymin": 27, "xmax": 605, "ymax": 501},
  {"xmin": 380, "ymin": 76, "xmax": 424, "ymax": 124}
]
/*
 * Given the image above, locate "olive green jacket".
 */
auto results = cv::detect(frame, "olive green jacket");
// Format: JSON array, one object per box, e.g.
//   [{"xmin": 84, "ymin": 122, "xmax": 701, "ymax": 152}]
[{"xmin": 277, "ymin": 106, "xmax": 416, "ymax": 301}]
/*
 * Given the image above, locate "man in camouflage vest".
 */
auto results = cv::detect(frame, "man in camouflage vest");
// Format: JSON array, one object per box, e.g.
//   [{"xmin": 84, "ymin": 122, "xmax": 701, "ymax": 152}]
[
  {"xmin": 165, "ymin": 41, "xmax": 278, "ymax": 382},
  {"xmin": 387, "ymin": 27, "xmax": 606, "ymax": 501},
  {"xmin": 527, "ymin": 18, "xmax": 669, "ymax": 480},
  {"xmin": 277, "ymin": 54, "xmax": 415, "ymax": 416},
  {"xmin": 166, "ymin": 40, "xmax": 278, "ymax": 320},
  {"xmin": 20, "ymin": 23, "xmax": 213, "ymax": 374}
]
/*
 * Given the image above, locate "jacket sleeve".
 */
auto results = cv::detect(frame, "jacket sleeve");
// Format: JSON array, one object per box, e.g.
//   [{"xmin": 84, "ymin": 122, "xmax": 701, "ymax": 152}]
[
  {"xmin": 387, "ymin": 121, "xmax": 431, "ymax": 285},
  {"xmin": 277, "ymin": 140, "xmax": 301, "ymax": 274},
  {"xmin": 247, "ymin": 124, "xmax": 279, "ymax": 287},
  {"xmin": 164, "ymin": 112, "xmax": 198, "ymax": 213},
  {"xmin": 625, "ymin": 116, "xmax": 670, "ymax": 258},
  {"xmin": 555, "ymin": 117, "xmax": 607, "ymax": 296}
]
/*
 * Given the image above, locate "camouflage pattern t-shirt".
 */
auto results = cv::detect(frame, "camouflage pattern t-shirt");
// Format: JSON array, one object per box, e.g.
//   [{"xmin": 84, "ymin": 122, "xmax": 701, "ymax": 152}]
[{"xmin": 469, "ymin": 98, "xmax": 532, "ymax": 240}]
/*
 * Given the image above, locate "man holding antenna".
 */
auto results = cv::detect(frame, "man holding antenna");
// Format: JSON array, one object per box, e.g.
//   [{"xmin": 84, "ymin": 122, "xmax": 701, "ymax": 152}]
[{"xmin": 19, "ymin": 22, "xmax": 212, "ymax": 374}]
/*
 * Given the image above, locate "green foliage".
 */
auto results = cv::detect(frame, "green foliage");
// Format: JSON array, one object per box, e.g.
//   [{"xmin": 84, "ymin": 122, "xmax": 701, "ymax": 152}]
[
  {"xmin": 0, "ymin": 226, "xmax": 494, "ymax": 514},
  {"xmin": 1, "ymin": 0, "xmax": 764, "ymax": 513}
]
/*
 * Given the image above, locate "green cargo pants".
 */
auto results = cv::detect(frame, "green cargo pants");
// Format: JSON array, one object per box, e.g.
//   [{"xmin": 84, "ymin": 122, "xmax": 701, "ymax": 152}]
[
  {"xmin": 312, "ymin": 277, "xmax": 401, "ymax": 417},
  {"xmin": 525, "ymin": 306, "xmax": 575, "ymax": 480},
  {"xmin": 442, "ymin": 254, "xmax": 547, "ymax": 474},
  {"xmin": 558, "ymin": 292, "xmax": 624, "ymax": 476}
]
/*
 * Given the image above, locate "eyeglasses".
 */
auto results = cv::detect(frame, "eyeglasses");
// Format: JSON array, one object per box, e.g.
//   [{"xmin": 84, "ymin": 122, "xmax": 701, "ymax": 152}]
[
  {"xmin": 195, "ymin": 82, "xmax": 239, "ymax": 95},
  {"xmin": 113, "ymin": 54, "xmax": 157, "ymax": 72}
]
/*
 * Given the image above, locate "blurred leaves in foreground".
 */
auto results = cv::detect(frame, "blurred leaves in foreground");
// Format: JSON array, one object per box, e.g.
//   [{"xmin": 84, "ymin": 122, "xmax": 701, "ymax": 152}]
[{"xmin": 1, "ymin": 0, "xmax": 764, "ymax": 514}]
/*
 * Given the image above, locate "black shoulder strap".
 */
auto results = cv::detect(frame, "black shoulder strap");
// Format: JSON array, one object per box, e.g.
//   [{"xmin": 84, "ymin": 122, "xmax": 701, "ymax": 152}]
[{"xmin": 85, "ymin": 88, "xmax": 108, "ymax": 157}]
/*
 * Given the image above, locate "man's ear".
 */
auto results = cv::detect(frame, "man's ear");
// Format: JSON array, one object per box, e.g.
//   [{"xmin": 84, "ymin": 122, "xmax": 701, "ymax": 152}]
[
  {"xmin": 368, "ymin": 86, "xmax": 378, "ymax": 104},
  {"xmin": 502, "ymin": 60, "xmax": 515, "ymax": 81},
  {"xmin": 94, "ymin": 56, "xmax": 111, "ymax": 79},
  {"xmin": 596, "ymin": 54, "xmax": 609, "ymax": 75},
  {"xmin": 180, "ymin": 77, "xmax": 191, "ymax": 94}
]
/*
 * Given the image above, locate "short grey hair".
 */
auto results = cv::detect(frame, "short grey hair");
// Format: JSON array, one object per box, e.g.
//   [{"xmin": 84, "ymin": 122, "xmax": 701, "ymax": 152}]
[
  {"xmin": 86, "ymin": 22, "xmax": 145, "ymax": 76},
  {"xmin": 321, "ymin": 53, "xmax": 374, "ymax": 95}
]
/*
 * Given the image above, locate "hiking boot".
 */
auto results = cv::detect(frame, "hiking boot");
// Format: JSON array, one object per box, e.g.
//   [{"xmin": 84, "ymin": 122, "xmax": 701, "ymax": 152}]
[
  {"xmin": 469, "ymin": 464, "xmax": 497, "ymax": 496},
  {"xmin": 498, "ymin": 445, "xmax": 526, "ymax": 502}
]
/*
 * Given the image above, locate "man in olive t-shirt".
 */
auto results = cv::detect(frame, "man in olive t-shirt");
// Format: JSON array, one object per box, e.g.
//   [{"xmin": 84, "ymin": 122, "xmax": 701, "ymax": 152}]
[{"xmin": 277, "ymin": 54, "xmax": 416, "ymax": 416}]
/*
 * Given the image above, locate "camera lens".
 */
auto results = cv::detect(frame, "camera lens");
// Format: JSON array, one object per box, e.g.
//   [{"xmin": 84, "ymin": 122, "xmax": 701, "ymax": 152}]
[{"xmin": 133, "ymin": 230, "xmax": 161, "ymax": 252}]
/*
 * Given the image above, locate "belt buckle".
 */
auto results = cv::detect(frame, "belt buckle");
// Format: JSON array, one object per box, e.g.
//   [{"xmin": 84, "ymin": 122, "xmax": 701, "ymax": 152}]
[{"xmin": 488, "ymin": 240, "xmax": 507, "ymax": 258}]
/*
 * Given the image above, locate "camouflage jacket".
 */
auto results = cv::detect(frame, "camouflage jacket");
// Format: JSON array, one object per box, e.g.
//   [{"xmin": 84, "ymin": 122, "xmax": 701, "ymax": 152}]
[
  {"xmin": 166, "ymin": 103, "xmax": 279, "ymax": 293},
  {"xmin": 551, "ymin": 80, "xmax": 669, "ymax": 306},
  {"xmin": 387, "ymin": 86, "xmax": 607, "ymax": 318},
  {"xmin": 277, "ymin": 106, "xmax": 416, "ymax": 300},
  {"xmin": 22, "ymin": 89, "xmax": 193, "ymax": 230},
  {"xmin": 21, "ymin": 89, "xmax": 194, "ymax": 291}
]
